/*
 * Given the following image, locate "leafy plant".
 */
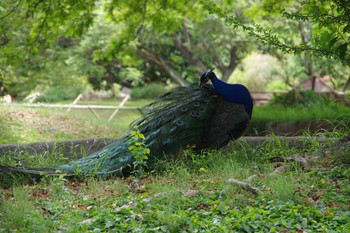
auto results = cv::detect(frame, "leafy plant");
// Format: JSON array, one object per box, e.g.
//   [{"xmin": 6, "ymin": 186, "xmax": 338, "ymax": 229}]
[
  {"xmin": 37, "ymin": 85, "xmax": 85, "ymax": 102},
  {"xmin": 131, "ymin": 83, "xmax": 167, "ymax": 99},
  {"xmin": 270, "ymin": 90, "xmax": 330, "ymax": 107},
  {"xmin": 128, "ymin": 129, "xmax": 150, "ymax": 178}
]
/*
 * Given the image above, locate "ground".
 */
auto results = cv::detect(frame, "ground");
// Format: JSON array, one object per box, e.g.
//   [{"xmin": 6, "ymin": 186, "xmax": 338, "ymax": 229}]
[
  {"xmin": 0, "ymin": 107, "xmax": 349, "ymax": 232},
  {"xmin": 0, "ymin": 107, "xmax": 123, "ymax": 144}
]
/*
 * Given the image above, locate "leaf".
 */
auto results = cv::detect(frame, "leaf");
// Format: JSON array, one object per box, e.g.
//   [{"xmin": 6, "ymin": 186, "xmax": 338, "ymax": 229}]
[
  {"xmin": 343, "ymin": 24, "xmax": 350, "ymax": 33},
  {"xmin": 144, "ymin": 148, "xmax": 151, "ymax": 154},
  {"xmin": 328, "ymin": 36, "xmax": 338, "ymax": 48},
  {"xmin": 336, "ymin": 42, "xmax": 348, "ymax": 59}
]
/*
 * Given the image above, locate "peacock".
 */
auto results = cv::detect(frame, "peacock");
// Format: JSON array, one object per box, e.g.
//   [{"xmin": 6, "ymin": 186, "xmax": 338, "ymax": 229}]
[{"xmin": 0, "ymin": 69, "xmax": 253, "ymax": 179}]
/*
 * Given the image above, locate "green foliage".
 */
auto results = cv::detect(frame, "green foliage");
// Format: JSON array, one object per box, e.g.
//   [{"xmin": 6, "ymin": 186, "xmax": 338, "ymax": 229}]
[
  {"xmin": 1, "ymin": 134, "xmax": 350, "ymax": 232},
  {"xmin": 270, "ymin": 90, "xmax": 330, "ymax": 107},
  {"xmin": 38, "ymin": 85, "xmax": 85, "ymax": 103},
  {"xmin": 128, "ymin": 129, "xmax": 150, "ymax": 177},
  {"xmin": 0, "ymin": 187, "xmax": 53, "ymax": 232},
  {"xmin": 103, "ymin": 0, "xmax": 256, "ymax": 85},
  {"xmin": 252, "ymin": 100, "xmax": 350, "ymax": 123},
  {"xmin": 201, "ymin": 0, "xmax": 350, "ymax": 64},
  {"xmin": 229, "ymin": 53, "xmax": 282, "ymax": 90},
  {"xmin": 0, "ymin": 0, "xmax": 95, "ymax": 51},
  {"xmin": 3, "ymin": 0, "xmax": 350, "ymax": 98},
  {"xmin": 131, "ymin": 83, "xmax": 167, "ymax": 99}
]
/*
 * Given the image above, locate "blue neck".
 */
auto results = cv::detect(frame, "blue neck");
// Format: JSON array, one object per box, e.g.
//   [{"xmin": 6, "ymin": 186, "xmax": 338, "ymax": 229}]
[{"xmin": 210, "ymin": 75, "xmax": 253, "ymax": 119}]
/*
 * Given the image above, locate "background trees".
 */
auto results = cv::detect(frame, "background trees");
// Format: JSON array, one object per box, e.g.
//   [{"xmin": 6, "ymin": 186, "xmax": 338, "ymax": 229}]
[
  {"xmin": 203, "ymin": 0, "xmax": 350, "ymax": 90},
  {"xmin": 1, "ymin": 0, "xmax": 349, "ymax": 101}
]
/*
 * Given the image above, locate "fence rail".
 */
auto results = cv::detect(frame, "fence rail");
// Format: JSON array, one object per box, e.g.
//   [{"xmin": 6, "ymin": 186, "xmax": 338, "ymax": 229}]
[
  {"xmin": 0, "ymin": 95, "xmax": 147, "ymax": 121},
  {"xmin": 2, "ymin": 90, "xmax": 345, "ymax": 120},
  {"xmin": 6, "ymin": 103, "xmax": 141, "ymax": 110}
]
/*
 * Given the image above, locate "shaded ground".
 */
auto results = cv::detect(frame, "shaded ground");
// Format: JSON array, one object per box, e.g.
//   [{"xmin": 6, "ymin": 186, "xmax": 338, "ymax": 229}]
[
  {"xmin": 0, "ymin": 107, "xmax": 349, "ymax": 232},
  {"xmin": 0, "ymin": 108, "xmax": 121, "ymax": 144}
]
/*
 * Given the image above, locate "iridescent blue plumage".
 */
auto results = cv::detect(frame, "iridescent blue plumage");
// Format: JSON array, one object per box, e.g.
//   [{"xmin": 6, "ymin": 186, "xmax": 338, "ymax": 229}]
[
  {"xmin": 200, "ymin": 68, "xmax": 253, "ymax": 119},
  {"xmin": 1, "ymin": 70, "xmax": 253, "ymax": 179}
]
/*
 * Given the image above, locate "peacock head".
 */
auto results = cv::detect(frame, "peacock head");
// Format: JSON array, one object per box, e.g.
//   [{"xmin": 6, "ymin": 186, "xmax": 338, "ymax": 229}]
[{"xmin": 200, "ymin": 68, "xmax": 216, "ymax": 86}]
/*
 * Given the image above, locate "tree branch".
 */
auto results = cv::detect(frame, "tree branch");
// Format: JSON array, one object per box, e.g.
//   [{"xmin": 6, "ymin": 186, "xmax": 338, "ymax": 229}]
[
  {"xmin": 173, "ymin": 36, "xmax": 207, "ymax": 72},
  {"xmin": 0, "ymin": 0, "xmax": 24, "ymax": 20},
  {"xmin": 225, "ymin": 178, "xmax": 263, "ymax": 195},
  {"xmin": 195, "ymin": 37, "xmax": 238, "ymax": 81},
  {"xmin": 136, "ymin": 44, "xmax": 187, "ymax": 86}
]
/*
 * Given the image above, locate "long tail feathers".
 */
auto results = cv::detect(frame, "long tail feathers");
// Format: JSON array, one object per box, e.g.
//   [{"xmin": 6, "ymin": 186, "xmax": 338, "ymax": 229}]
[{"xmin": 0, "ymin": 85, "xmax": 218, "ymax": 181}]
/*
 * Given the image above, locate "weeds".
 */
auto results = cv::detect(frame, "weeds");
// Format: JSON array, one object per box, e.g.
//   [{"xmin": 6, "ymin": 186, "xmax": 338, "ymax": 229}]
[
  {"xmin": 128, "ymin": 129, "xmax": 150, "ymax": 178},
  {"xmin": 1, "ymin": 136, "xmax": 349, "ymax": 232},
  {"xmin": 1, "ymin": 107, "xmax": 350, "ymax": 232}
]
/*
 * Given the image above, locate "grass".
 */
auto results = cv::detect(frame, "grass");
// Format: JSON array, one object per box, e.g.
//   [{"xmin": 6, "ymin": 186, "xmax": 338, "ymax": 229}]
[
  {"xmin": 0, "ymin": 137, "xmax": 349, "ymax": 232},
  {"xmin": 0, "ymin": 98, "xmax": 150, "ymax": 144},
  {"xmin": 1, "ymin": 99, "xmax": 349, "ymax": 144},
  {"xmin": 0, "ymin": 101, "xmax": 350, "ymax": 232},
  {"xmin": 253, "ymin": 101, "xmax": 350, "ymax": 122}
]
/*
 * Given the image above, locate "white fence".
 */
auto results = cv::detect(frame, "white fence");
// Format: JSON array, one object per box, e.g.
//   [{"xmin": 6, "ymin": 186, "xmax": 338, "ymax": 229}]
[{"xmin": 1, "ymin": 95, "xmax": 146, "ymax": 122}]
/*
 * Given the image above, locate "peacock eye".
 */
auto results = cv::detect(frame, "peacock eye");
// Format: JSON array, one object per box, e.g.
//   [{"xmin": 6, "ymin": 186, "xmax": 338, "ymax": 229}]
[
  {"xmin": 176, "ymin": 120, "xmax": 185, "ymax": 126},
  {"xmin": 190, "ymin": 111, "xmax": 200, "ymax": 117},
  {"xmin": 193, "ymin": 102, "xmax": 200, "ymax": 107}
]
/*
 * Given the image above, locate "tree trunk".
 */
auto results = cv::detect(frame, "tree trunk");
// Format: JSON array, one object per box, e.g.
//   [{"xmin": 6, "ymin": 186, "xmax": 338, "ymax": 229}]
[
  {"xmin": 299, "ymin": 21, "xmax": 314, "ymax": 80},
  {"xmin": 173, "ymin": 19, "xmax": 207, "ymax": 73},
  {"xmin": 343, "ymin": 76, "xmax": 350, "ymax": 92},
  {"xmin": 221, "ymin": 47, "xmax": 238, "ymax": 82},
  {"xmin": 311, "ymin": 74, "xmax": 317, "ymax": 91}
]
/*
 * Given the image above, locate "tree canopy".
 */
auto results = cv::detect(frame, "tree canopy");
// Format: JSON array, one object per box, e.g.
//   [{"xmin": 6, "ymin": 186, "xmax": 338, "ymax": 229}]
[{"xmin": 1, "ymin": 0, "xmax": 349, "ymax": 99}]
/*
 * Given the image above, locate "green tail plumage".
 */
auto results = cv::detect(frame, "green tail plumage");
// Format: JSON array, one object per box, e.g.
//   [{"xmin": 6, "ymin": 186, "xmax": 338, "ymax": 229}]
[
  {"xmin": 55, "ymin": 84, "xmax": 219, "ymax": 175},
  {"xmin": 0, "ymin": 84, "xmax": 251, "ymax": 178}
]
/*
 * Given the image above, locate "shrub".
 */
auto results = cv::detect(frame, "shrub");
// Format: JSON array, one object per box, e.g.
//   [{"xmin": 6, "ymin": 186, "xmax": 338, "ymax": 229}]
[
  {"xmin": 37, "ymin": 85, "xmax": 85, "ymax": 102},
  {"xmin": 270, "ymin": 89, "xmax": 330, "ymax": 107},
  {"xmin": 131, "ymin": 83, "xmax": 167, "ymax": 99}
]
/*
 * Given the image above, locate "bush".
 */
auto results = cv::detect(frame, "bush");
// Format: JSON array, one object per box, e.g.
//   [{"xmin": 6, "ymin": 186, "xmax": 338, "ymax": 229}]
[
  {"xmin": 37, "ymin": 85, "xmax": 85, "ymax": 102},
  {"xmin": 131, "ymin": 83, "xmax": 167, "ymax": 99},
  {"xmin": 270, "ymin": 89, "xmax": 330, "ymax": 107}
]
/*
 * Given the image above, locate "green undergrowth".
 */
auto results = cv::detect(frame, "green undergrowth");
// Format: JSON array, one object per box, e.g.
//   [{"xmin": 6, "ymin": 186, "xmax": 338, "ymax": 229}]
[
  {"xmin": 1, "ymin": 134, "xmax": 349, "ymax": 232},
  {"xmin": 253, "ymin": 102, "xmax": 350, "ymax": 123},
  {"xmin": 254, "ymin": 90, "xmax": 350, "ymax": 123},
  {"xmin": 250, "ymin": 102, "xmax": 350, "ymax": 135},
  {"xmin": 1, "ymin": 102, "xmax": 350, "ymax": 232}
]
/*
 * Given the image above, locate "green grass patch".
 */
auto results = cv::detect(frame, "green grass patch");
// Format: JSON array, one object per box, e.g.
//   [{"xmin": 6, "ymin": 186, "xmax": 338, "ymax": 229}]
[
  {"xmin": 1, "ymin": 136, "xmax": 349, "ymax": 232},
  {"xmin": 1, "ymin": 99, "xmax": 350, "ymax": 231},
  {"xmin": 253, "ymin": 102, "xmax": 350, "ymax": 122},
  {"xmin": 0, "ymin": 108, "xmax": 134, "ymax": 145},
  {"xmin": 0, "ymin": 98, "xmax": 152, "ymax": 144}
]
